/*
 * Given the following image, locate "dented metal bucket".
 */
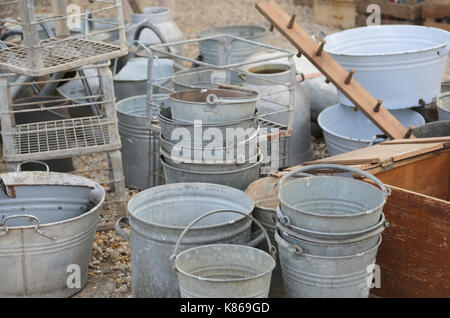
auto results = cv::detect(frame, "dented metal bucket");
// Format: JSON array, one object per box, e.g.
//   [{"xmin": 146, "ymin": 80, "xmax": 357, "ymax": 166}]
[{"xmin": 0, "ymin": 165, "xmax": 105, "ymax": 297}]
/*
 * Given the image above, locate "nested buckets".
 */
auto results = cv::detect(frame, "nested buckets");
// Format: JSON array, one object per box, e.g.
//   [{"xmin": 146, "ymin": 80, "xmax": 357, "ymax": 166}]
[
  {"xmin": 275, "ymin": 164, "xmax": 390, "ymax": 298},
  {"xmin": 115, "ymin": 183, "xmax": 268, "ymax": 298},
  {"xmin": 160, "ymin": 87, "xmax": 263, "ymax": 190}
]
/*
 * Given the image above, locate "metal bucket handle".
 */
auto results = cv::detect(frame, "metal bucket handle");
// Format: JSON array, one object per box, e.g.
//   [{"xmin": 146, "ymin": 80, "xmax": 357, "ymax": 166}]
[
  {"xmin": 115, "ymin": 214, "xmax": 266, "ymax": 248},
  {"xmin": 170, "ymin": 209, "xmax": 277, "ymax": 269},
  {"xmin": 16, "ymin": 160, "xmax": 50, "ymax": 172},
  {"xmin": 279, "ymin": 164, "xmax": 391, "ymax": 197},
  {"xmin": 0, "ymin": 214, "xmax": 55, "ymax": 240}
]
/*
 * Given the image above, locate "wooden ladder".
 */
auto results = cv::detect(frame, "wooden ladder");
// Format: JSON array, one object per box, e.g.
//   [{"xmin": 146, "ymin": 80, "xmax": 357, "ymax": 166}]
[{"xmin": 256, "ymin": 0, "xmax": 413, "ymax": 139}]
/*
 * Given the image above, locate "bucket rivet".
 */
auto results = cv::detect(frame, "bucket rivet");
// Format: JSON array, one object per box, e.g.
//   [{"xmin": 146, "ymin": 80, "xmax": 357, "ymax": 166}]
[
  {"xmin": 344, "ymin": 69, "xmax": 355, "ymax": 84},
  {"xmin": 373, "ymin": 99, "xmax": 383, "ymax": 112},
  {"xmin": 315, "ymin": 40, "xmax": 326, "ymax": 56},
  {"xmin": 418, "ymin": 98, "xmax": 425, "ymax": 106},
  {"xmin": 287, "ymin": 14, "xmax": 296, "ymax": 29}
]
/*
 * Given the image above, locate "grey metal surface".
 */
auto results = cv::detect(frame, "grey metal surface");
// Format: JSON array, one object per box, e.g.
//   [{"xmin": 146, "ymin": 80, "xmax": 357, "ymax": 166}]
[
  {"xmin": 437, "ymin": 92, "xmax": 450, "ymax": 121},
  {"xmin": 172, "ymin": 209, "xmax": 276, "ymax": 298},
  {"xmin": 161, "ymin": 155, "xmax": 262, "ymax": 190},
  {"xmin": 278, "ymin": 165, "xmax": 390, "ymax": 233},
  {"xmin": 113, "ymin": 57, "xmax": 173, "ymax": 101},
  {"xmin": 245, "ymin": 177, "xmax": 284, "ymax": 298},
  {"xmin": 318, "ymin": 104, "xmax": 425, "ymax": 156},
  {"xmin": 275, "ymin": 231, "xmax": 381, "ymax": 298},
  {"xmin": 0, "ymin": 170, "xmax": 105, "ymax": 297},
  {"xmin": 158, "ymin": 106, "xmax": 258, "ymax": 147},
  {"xmin": 172, "ymin": 68, "xmax": 241, "ymax": 91},
  {"xmin": 159, "ymin": 127, "xmax": 259, "ymax": 163},
  {"xmin": 198, "ymin": 25, "xmax": 268, "ymax": 65},
  {"xmin": 115, "ymin": 183, "xmax": 256, "ymax": 298},
  {"xmin": 169, "ymin": 88, "xmax": 259, "ymax": 123},
  {"xmin": 117, "ymin": 95, "xmax": 167, "ymax": 190},
  {"xmin": 413, "ymin": 120, "xmax": 450, "ymax": 138},
  {"xmin": 242, "ymin": 62, "xmax": 312, "ymax": 166}
]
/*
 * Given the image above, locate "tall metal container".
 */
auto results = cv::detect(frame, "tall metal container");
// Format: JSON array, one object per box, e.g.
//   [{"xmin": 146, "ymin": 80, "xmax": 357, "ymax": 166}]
[
  {"xmin": 115, "ymin": 183, "xmax": 260, "ymax": 298},
  {"xmin": 117, "ymin": 95, "xmax": 166, "ymax": 190},
  {"xmin": 243, "ymin": 63, "xmax": 312, "ymax": 166},
  {"xmin": 0, "ymin": 167, "xmax": 105, "ymax": 297},
  {"xmin": 198, "ymin": 25, "xmax": 267, "ymax": 65}
]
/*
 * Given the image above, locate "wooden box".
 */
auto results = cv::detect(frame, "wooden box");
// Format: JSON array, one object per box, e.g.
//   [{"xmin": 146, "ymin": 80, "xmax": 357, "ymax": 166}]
[
  {"xmin": 423, "ymin": 2, "xmax": 450, "ymax": 32},
  {"xmin": 313, "ymin": 0, "xmax": 356, "ymax": 29},
  {"xmin": 284, "ymin": 138, "xmax": 450, "ymax": 297},
  {"xmin": 356, "ymin": 0, "xmax": 424, "ymax": 27}
]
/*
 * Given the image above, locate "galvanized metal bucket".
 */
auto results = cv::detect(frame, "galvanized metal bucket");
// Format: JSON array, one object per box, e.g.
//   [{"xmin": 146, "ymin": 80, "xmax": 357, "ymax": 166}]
[
  {"xmin": 0, "ymin": 161, "xmax": 105, "ymax": 297},
  {"xmin": 161, "ymin": 154, "xmax": 262, "ymax": 190},
  {"xmin": 117, "ymin": 95, "xmax": 167, "ymax": 190},
  {"xmin": 246, "ymin": 177, "xmax": 284, "ymax": 298},
  {"xmin": 198, "ymin": 25, "xmax": 268, "ymax": 65},
  {"xmin": 169, "ymin": 88, "xmax": 259, "ymax": 123},
  {"xmin": 171, "ymin": 209, "xmax": 276, "ymax": 298},
  {"xmin": 277, "ymin": 207, "xmax": 388, "ymax": 240},
  {"xmin": 158, "ymin": 106, "xmax": 258, "ymax": 147},
  {"xmin": 437, "ymin": 92, "xmax": 450, "ymax": 121},
  {"xmin": 115, "ymin": 183, "xmax": 265, "ymax": 298},
  {"xmin": 278, "ymin": 164, "xmax": 391, "ymax": 233},
  {"xmin": 159, "ymin": 126, "xmax": 259, "ymax": 163},
  {"xmin": 275, "ymin": 230, "xmax": 382, "ymax": 298},
  {"xmin": 277, "ymin": 212, "xmax": 388, "ymax": 256},
  {"xmin": 171, "ymin": 68, "xmax": 242, "ymax": 91},
  {"xmin": 413, "ymin": 120, "xmax": 450, "ymax": 138}
]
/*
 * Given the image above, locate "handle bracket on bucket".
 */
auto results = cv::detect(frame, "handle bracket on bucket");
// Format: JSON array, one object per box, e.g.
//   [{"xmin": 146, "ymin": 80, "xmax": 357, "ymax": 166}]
[{"xmin": 0, "ymin": 214, "xmax": 55, "ymax": 240}]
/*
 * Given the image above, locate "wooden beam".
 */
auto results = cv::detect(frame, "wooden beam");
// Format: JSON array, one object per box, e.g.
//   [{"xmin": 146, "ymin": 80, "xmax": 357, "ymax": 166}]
[
  {"xmin": 356, "ymin": 0, "xmax": 424, "ymax": 21},
  {"xmin": 127, "ymin": 0, "xmax": 144, "ymax": 14},
  {"xmin": 423, "ymin": 3, "xmax": 450, "ymax": 20},
  {"xmin": 255, "ymin": 0, "xmax": 410, "ymax": 139}
]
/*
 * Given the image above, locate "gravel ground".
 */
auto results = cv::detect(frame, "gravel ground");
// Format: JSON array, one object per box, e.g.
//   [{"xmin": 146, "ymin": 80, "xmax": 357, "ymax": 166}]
[{"xmin": 2, "ymin": 0, "xmax": 449, "ymax": 298}]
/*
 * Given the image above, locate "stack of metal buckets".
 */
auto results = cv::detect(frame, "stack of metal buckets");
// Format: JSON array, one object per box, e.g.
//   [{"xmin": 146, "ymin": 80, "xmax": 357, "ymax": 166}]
[
  {"xmin": 274, "ymin": 164, "xmax": 390, "ymax": 298},
  {"xmin": 159, "ymin": 87, "xmax": 262, "ymax": 190}
]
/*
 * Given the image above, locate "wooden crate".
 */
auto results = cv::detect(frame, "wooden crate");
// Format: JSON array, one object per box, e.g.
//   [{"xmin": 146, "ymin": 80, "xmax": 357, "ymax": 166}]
[
  {"xmin": 356, "ymin": 0, "xmax": 424, "ymax": 27},
  {"xmin": 290, "ymin": 138, "xmax": 450, "ymax": 297},
  {"xmin": 313, "ymin": 0, "xmax": 356, "ymax": 29},
  {"xmin": 423, "ymin": 2, "xmax": 450, "ymax": 32}
]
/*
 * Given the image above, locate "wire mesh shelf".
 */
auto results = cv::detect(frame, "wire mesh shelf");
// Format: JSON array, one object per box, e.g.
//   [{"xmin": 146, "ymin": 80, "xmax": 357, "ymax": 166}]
[
  {"xmin": 0, "ymin": 0, "xmax": 127, "ymax": 76},
  {"xmin": 0, "ymin": 63, "xmax": 122, "ymax": 161}
]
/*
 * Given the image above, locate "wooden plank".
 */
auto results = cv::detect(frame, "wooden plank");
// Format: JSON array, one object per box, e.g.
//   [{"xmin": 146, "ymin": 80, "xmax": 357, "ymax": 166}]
[
  {"xmin": 313, "ymin": 0, "xmax": 356, "ymax": 29},
  {"xmin": 382, "ymin": 136, "xmax": 450, "ymax": 145},
  {"xmin": 356, "ymin": 0, "xmax": 424, "ymax": 21},
  {"xmin": 256, "ymin": 0, "xmax": 410, "ymax": 139},
  {"xmin": 127, "ymin": 0, "xmax": 144, "ymax": 14},
  {"xmin": 423, "ymin": 3, "xmax": 450, "ymax": 20},
  {"xmin": 424, "ymin": 19, "xmax": 450, "ymax": 32},
  {"xmin": 372, "ymin": 185, "xmax": 450, "ymax": 298},
  {"xmin": 356, "ymin": 14, "xmax": 422, "ymax": 27}
]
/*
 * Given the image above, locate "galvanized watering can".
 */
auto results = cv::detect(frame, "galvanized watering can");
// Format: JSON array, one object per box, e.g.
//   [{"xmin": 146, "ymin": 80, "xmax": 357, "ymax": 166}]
[
  {"xmin": 171, "ymin": 209, "xmax": 276, "ymax": 298},
  {"xmin": 278, "ymin": 164, "xmax": 391, "ymax": 233},
  {"xmin": 0, "ymin": 161, "xmax": 105, "ymax": 297}
]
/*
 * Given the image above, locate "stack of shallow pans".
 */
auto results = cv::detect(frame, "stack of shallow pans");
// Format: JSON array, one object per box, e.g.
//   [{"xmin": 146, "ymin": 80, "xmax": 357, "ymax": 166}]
[
  {"xmin": 159, "ymin": 88, "xmax": 262, "ymax": 190},
  {"xmin": 274, "ymin": 164, "xmax": 390, "ymax": 298}
]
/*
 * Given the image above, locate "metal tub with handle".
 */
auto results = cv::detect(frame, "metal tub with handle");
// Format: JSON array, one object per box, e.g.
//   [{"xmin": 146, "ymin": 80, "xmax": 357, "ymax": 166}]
[
  {"xmin": 115, "ymin": 183, "xmax": 265, "ymax": 298},
  {"xmin": 171, "ymin": 210, "xmax": 276, "ymax": 298},
  {"xmin": 278, "ymin": 164, "xmax": 391, "ymax": 233},
  {"xmin": 0, "ymin": 161, "xmax": 105, "ymax": 297}
]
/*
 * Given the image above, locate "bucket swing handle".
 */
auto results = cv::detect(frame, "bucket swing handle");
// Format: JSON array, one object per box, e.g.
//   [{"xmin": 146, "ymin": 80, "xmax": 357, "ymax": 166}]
[
  {"xmin": 16, "ymin": 160, "xmax": 50, "ymax": 172},
  {"xmin": 170, "ymin": 209, "xmax": 276, "ymax": 270},
  {"xmin": 0, "ymin": 214, "xmax": 55, "ymax": 240},
  {"xmin": 279, "ymin": 164, "xmax": 391, "ymax": 197}
]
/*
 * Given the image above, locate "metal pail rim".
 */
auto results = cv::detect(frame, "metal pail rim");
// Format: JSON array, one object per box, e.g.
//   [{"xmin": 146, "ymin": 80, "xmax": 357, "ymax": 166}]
[
  {"xmin": 275, "ymin": 230, "xmax": 382, "ymax": 260},
  {"xmin": 127, "ymin": 183, "xmax": 254, "ymax": 230}
]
